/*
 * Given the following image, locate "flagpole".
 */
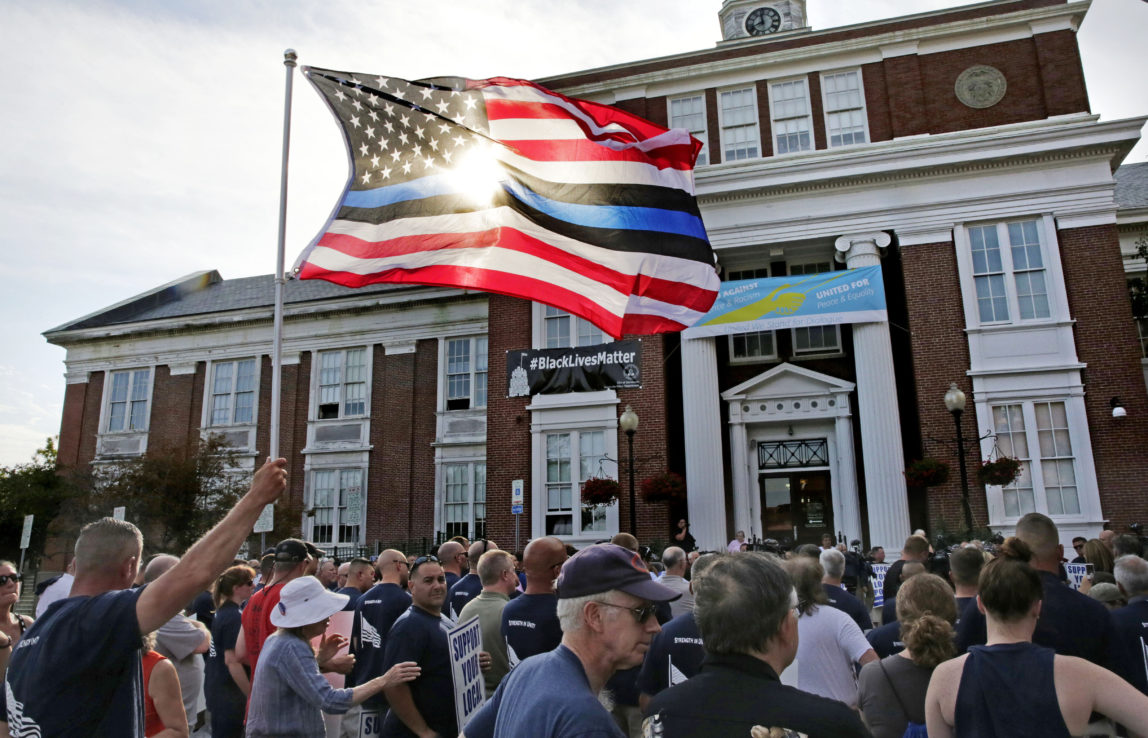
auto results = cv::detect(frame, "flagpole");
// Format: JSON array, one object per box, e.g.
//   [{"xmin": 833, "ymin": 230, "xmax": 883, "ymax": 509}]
[{"xmin": 271, "ymin": 49, "xmax": 296, "ymax": 464}]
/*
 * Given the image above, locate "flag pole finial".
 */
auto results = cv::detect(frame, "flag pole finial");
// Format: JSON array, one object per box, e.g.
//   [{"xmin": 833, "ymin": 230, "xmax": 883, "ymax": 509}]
[{"xmin": 284, "ymin": 49, "xmax": 297, "ymax": 66}]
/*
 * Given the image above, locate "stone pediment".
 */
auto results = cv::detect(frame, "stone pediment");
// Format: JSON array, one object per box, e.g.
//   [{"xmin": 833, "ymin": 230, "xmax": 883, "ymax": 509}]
[{"xmin": 722, "ymin": 363, "xmax": 854, "ymax": 422}]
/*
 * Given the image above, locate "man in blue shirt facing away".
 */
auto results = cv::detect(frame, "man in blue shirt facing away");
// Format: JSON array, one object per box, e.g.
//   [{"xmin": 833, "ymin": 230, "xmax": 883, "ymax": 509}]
[
  {"xmin": 2, "ymin": 457, "xmax": 287, "ymax": 738},
  {"xmin": 448, "ymin": 540, "xmax": 495, "ymax": 621},
  {"xmin": 501, "ymin": 536, "xmax": 567, "ymax": 667}
]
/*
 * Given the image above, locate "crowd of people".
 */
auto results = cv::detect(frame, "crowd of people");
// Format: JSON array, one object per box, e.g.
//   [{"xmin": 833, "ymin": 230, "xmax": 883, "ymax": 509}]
[{"xmin": 2, "ymin": 460, "xmax": 1148, "ymax": 737}]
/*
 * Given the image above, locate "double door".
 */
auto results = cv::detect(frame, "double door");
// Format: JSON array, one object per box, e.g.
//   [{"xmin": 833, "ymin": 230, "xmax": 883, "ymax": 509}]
[{"xmin": 760, "ymin": 471, "xmax": 834, "ymax": 547}]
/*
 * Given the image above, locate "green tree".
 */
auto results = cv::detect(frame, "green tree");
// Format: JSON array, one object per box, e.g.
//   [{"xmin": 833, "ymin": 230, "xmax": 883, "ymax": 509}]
[
  {"xmin": 1130, "ymin": 232, "xmax": 1148, "ymax": 320},
  {"xmin": 0, "ymin": 438, "xmax": 74, "ymax": 565}
]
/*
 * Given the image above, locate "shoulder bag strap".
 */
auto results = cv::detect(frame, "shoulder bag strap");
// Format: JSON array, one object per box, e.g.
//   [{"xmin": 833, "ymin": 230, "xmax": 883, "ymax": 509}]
[{"xmin": 878, "ymin": 658, "xmax": 913, "ymax": 723}]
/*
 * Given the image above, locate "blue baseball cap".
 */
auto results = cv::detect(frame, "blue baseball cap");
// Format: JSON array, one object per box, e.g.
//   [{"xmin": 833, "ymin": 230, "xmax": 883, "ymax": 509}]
[{"xmin": 556, "ymin": 543, "xmax": 681, "ymax": 602}]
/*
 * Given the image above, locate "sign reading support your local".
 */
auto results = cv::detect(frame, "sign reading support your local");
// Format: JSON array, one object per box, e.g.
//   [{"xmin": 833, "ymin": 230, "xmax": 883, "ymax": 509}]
[
  {"xmin": 683, "ymin": 265, "xmax": 887, "ymax": 339},
  {"xmin": 449, "ymin": 616, "xmax": 485, "ymax": 729},
  {"xmin": 870, "ymin": 563, "xmax": 891, "ymax": 608}
]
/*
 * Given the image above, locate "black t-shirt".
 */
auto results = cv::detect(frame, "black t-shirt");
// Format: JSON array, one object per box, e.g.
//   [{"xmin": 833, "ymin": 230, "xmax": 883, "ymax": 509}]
[
  {"xmin": 4, "ymin": 588, "xmax": 145, "ymax": 737},
  {"xmin": 865, "ymin": 621, "xmax": 904, "ymax": 659},
  {"xmin": 447, "ymin": 573, "xmax": 482, "ymax": 621},
  {"xmin": 882, "ymin": 560, "xmax": 906, "ymax": 603},
  {"xmin": 500, "ymin": 592, "xmax": 562, "ymax": 665},
  {"xmin": 204, "ymin": 600, "xmax": 245, "ymax": 709},
  {"xmin": 823, "ymin": 583, "xmax": 873, "ymax": 631},
  {"xmin": 348, "ymin": 582, "xmax": 412, "ymax": 708},
  {"xmin": 637, "ymin": 612, "xmax": 705, "ymax": 697},
  {"xmin": 190, "ymin": 589, "xmax": 215, "ymax": 630},
  {"xmin": 381, "ymin": 605, "xmax": 456, "ymax": 738},
  {"xmin": 645, "ymin": 651, "xmax": 872, "ymax": 738},
  {"xmin": 337, "ymin": 586, "xmax": 363, "ymax": 611}
]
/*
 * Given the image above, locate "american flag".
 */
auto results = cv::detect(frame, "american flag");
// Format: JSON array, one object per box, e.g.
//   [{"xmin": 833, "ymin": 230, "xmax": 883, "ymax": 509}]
[{"xmin": 294, "ymin": 67, "xmax": 719, "ymax": 338}]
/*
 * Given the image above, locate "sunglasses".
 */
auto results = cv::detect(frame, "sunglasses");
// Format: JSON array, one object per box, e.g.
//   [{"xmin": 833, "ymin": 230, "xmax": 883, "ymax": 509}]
[
  {"xmin": 413, "ymin": 555, "xmax": 440, "ymax": 566},
  {"xmin": 0, "ymin": 574, "xmax": 20, "ymax": 586},
  {"xmin": 1073, "ymin": 544, "xmax": 1085, "ymax": 550},
  {"xmin": 593, "ymin": 600, "xmax": 658, "ymax": 624}
]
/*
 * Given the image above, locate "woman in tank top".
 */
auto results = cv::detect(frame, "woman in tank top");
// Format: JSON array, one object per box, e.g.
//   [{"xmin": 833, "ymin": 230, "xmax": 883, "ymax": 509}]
[
  {"xmin": 924, "ymin": 537, "xmax": 1148, "ymax": 737},
  {"xmin": 142, "ymin": 631, "xmax": 189, "ymax": 737}
]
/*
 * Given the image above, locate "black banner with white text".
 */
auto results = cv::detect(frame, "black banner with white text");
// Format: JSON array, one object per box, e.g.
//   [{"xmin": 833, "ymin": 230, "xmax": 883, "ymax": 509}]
[{"xmin": 506, "ymin": 340, "xmax": 642, "ymax": 396}]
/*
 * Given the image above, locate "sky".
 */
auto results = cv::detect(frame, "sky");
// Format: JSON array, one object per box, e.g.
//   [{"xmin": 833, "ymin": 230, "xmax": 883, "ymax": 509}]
[{"xmin": 0, "ymin": 0, "xmax": 1145, "ymax": 467}]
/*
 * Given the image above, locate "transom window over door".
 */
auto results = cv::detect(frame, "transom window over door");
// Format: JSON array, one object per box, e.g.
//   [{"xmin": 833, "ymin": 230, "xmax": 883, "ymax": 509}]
[
  {"xmin": 209, "ymin": 359, "xmax": 256, "ymax": 426},
  {"xmin": 311, "ymin": 468, "xmax": 364, "ymax": 545},
  {"xmin": 317, "ymin": 348, "xmax": 368, "ymax": 419},
  {"xmin": 445, "ymin": 337, "xmax": 488, "ymax": 410},
  {"xmin": 669, "ymin": 95, "xmax": 708, "ymax": 166},
  {"xmin": 770, "ymin": 79, "xmax": 813, "ymax": 154},
  {"xmin": 443, "ymin": 462, "xmax": 486, "ymax": 540},
  {"xmin": 992, "ymin": 400, "xmax": 1079, "ymax": 518},
  {"xmin": 719, "ymin": 88, "xmax": 760, "ymax": 161},
  {"xmin": 968, "ymin": 220, "xmax": 1051, "ymax": 324},
  {"xmin": 106, "ymin": 368, "xmax": 151, "ymax": 432}
]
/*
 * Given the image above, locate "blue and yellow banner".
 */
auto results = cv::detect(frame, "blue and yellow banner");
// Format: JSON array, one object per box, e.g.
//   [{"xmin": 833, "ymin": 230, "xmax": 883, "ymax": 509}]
[{"xmin": 682, "ymin": 265, "xmax": 887, "ymax": 339}]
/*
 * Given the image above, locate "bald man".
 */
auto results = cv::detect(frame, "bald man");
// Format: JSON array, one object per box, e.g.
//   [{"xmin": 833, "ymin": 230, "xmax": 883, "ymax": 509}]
[
  {"xmin": 438, "ymin": 540, "xmax": 468, "ymax": 589},
  {"xmin": 955, "ymin": 512, "xmax": 1117, "ymax": 670},
  {"xmin": 501, "ymin": 537, "xmax": 568, "ymax": 666}
]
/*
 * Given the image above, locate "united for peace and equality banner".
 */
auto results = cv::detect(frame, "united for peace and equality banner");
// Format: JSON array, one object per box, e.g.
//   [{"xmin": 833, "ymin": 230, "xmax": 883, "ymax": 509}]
[
  {"xmin": 506, "ymin": 339, "xmax": 641, "ymax": 396},
  {"xmin": 682, "ymin": 265, "xmax": 887, "ymax": 339}
]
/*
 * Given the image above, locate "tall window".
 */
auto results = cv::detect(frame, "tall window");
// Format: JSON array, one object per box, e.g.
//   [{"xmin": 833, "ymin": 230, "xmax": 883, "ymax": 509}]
[
  {"xmin": 443, "ymin": 462, "xmax": 486, "ymax": 540},
  {"xmin": 544, "ymin": 306, "xmax": 605, "ymax": 348},
  {"xmin": 719, "ymin": 88, "xmax": 760, "ymax": 161},
  {"xmin": 317, "ymin": 348, "xmax": 368, "ymax": 419},
  {"xmin": 968, "ymin": 220, "xmax": 1051, "ymax": 324},
  {"xmin": 726, "ymin": 267, "xmax": 776, "ymax": 361},
  {"xmin": 209, "ymin": 359, "xmax": 257, "ymax": 426},
  {"xmin": 106, "ymin": 368, "xmax": 151, "ymax": 432},
  {"xmin": 1138, "ymin": 315, "xmax": 1148, "ymax": 359},
  {"xmin": 669, "ymin": 95, "xmax": 708, "ymax": 166},
  {"xmin": 790, "ymin": 262, "xmax": 840, "ymax": 355},
  {"xmin": 545, "ymin": 430, "xmax": 610, "ymax": 536},
  {"xmin": 311, "ymin": 468, "xmax": 363, "ymax": 545},
  {"xmin": 445, "ymin": 337, "xmax": 488, "ymax": 410},
  {"xmin": 822, "ymin": 70, "xmax": 867, "ymax": 147},
  {"xmin": 770, "ymin": 79, "xmax": 813, "ymax": 155},
  {"xmin": 992, "ymin": 401, "xmax": 1079, "ymax": 518}
]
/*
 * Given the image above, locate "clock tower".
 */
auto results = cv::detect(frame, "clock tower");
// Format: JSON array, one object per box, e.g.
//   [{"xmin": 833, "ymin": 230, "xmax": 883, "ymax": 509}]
[{"xmin": 719, "ymin": 0, "xmax": 807, "ymax": 41}]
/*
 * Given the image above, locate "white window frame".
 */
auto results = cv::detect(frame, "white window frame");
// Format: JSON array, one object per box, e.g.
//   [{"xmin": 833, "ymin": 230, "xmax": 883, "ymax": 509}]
[
  {"xmin": 668, "ymin": 94, "xmax": 709, "ymax": 166},
  {"xmin": 769, "ymin": 77, "xmax": 814, "ymax": 155},
  {"xmin": 717, "ymin": 86, "xmax": 761, "ymax": 162},
  {"xmin": 541, "ymin": 428, "xmax": 617, "ymax": 538},
  {"xmin": 789, "ymin": 262, "xmax": 842, "ymax": 357},
  {"xmin": 531, "ymin": 304, "xmax": 612, "ymax": 350},
  {"xmin": 443, "ymin": 336, "xmax": 488, "ymax": 411},
  {"xmin": 206, "ymin": 358, "xmax": 259, "ymax": 427},
  {"xmin": 306, "ymin": 466, "xmax": 366, "ymax": 546},
  {"xmin": 441, "ymin": 460, "xmax": 487, "ymax": 541},
  {"xmin": 820, "ymin": 69, "xmax": 869, "ymax": 148},
  {"xmin": 964, "ymin": 219, "xmax": 1056, "ymax": 326},
  {"xmin": 102, "ymin": 367, "xmax": 154, "ymax": 433},
  {"xmin": 724, "ymin": 267, "xmax": 777, "ymax": 364},
  {"xmin": 312, "ymin": 347, "xmax": 371, "ymax": 420}
]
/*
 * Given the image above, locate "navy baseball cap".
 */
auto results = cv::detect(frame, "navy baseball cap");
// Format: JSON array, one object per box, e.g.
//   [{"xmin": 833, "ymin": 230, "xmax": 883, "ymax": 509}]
[
  {"xmin": 556, "ymin": 543, "xmax": 681, "ymax": 602},
  {"xmin": 275, "ymin": 538, "xmax": 321, "ymax": 562}
]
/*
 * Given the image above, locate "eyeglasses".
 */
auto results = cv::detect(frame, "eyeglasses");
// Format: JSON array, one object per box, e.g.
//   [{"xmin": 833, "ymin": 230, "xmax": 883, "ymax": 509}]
[
  {"xmin": 394, "ymin": 560, "xmax": 410, "ymax": 569},
  {"xmin": 0, "ymin": 574, "xmax": 20, "ymax": 586},
  {"xmin": 593, "ymin": 600, "xmax": 658, "ymax": 624}
]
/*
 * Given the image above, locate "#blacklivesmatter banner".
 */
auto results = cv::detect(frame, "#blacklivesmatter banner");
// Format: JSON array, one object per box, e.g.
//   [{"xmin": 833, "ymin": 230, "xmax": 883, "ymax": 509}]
[
  {"xmin": 682, "ymin": 265, "xmax": 887, "ymax": 339},
  {"xmin": 507, "ymin": 339, "xmax": 641, "ymax": 397}
]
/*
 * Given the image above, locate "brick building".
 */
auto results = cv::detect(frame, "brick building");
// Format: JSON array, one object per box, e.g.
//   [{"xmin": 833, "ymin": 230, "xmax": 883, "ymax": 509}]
[{"xmin": 46, "ymin": 0, "xmax": 1148, "ymax": 560}]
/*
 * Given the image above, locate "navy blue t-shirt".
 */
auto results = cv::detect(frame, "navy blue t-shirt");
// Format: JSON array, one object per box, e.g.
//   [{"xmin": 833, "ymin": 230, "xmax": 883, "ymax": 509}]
[
  {"xmin": 337, "ymin": 586, "xmax": 363, "ymax": 611},
  {"xmin": 822, "ymin": 583, "xmax": 873, "ymax": 631},
  {"xmin": 500, "ymin": 593, "xmax": 562, "ymax": 666},
  {"xmin": 381, "ymin": 606, "xmax": 456, "ymax": 738},
  {"xmin": 204, "ymin": 600, "xmax": 245, "ymax": 710},
  {"xmin": 447, "ymin": 573, "xmax": 482, "ymax": 621},
  {"xmin": 445, "ymin": 571, "xmax": 461, "ymax": 590},
  {"xmin": 190, "ymin": 589, "xmax": 215, "ymax": 630},
  {"xmin": 4, "ymin": 588, "xmax": 145, "ymax": 737},
  {"xmin": 866, "ymin": 620, "xmax": 904, "ymax": 658},
  {"xmin": 637, "ymin": 612, "xmax": 705, "ymax": 697},
  {"xmin": 348, "ymin": 582, "xmax": 412, "ymax": 708},
  {"xmin": 1110, "ymin": 595, "xmax": 1148, "ymax": 693}
]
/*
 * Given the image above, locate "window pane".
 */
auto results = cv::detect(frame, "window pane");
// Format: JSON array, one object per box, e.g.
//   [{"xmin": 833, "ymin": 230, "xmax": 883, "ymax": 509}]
[
  {"xmin": 130, "ymin": 400, "xmax": 148, "ymax": 430},
  {"xmin": 108, "ymin": 402, "xmax": 126, "ymax": 432},
  {"xmin": 344, "ymin": 349, "xmax": 367, "ymax": 383},
  {"xmin": 236, "ymin": 359, "xmax": 256, "ymax": 392},
  {"xmin": 721, "ymin": 87, "xmax": 760, "ymax": 160},
  {"xmin": 110, "ymin": 372, "xmax": 130, "ymax": 403},
  {"xmin": 234, "ymin": 392, "xmax": 254, "ymax": 424},
  {"xmin": 211, "ymin": 394, "xmax": 232, "ymax": 426},
  {"xmin": 212, "ymin": 362, "xmax": 234, "ymax": 394},
  {"xmin": 131, "ymin": 370, "xmax": 150, "ymax": 401}
]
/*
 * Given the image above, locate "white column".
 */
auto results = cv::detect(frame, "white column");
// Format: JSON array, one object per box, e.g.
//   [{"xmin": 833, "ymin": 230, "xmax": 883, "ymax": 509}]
[
  {"xmin": 681, "ymin": 336, "xmax": 728, "ymax": 550},
  {"xmin": 834, "ymin": 412, "xmax": 863, "ymax": 544},
  {"xmin": 835, "ymin": 232, "xmax": 910, "ymax": 552},
  {"xmin": 728, "ymin": 419, "xmax": 753, "ymax": 540}
]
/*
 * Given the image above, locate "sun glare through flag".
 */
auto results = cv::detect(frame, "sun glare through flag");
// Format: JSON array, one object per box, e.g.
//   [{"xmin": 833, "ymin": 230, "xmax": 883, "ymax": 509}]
[{"xmin": 294, "ymin": 67, "xmax": 720, "ymax": 338}]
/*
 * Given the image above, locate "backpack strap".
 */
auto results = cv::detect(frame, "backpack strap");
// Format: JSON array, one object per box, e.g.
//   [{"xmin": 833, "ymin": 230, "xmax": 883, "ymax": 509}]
[{"xmin": 878, "ymin": 657, "xmax": 913, "ymax": 722}]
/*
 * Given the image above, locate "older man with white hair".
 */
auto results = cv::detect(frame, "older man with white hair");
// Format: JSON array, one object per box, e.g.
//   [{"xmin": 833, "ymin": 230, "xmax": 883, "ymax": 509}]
[
  {"xmin": 659, "ymin": 547, "xmax": 694, "ymax": 618},
  {"xmin": 1113, "ymin": 554, "xmax": 1148, "ymax": 694},
  {"xmin": 820, "ymin": 548, "xmax": 872, "ymax": 632},
  {"xmin": 463, "ymin": 544, "xmax": 680, "ymax": 738}
]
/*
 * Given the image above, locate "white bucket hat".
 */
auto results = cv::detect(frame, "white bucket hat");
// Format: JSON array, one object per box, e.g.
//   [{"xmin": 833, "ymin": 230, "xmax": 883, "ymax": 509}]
[{"xmin": 271, "ymin": 576, "xmax": 348, "ymax": 628}]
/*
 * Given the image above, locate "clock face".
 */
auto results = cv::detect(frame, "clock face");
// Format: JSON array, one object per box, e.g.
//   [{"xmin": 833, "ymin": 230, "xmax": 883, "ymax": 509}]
[{"xmin": 745, "ymin": 6, "xmax": 782, "ymax": 35}]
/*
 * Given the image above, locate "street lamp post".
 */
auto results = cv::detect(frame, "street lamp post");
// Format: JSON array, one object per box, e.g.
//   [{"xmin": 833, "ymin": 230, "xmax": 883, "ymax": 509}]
[
  {"xmin": 619, "ymin": 405, "xmax": 639, "ymax": 536},
  {"xmin": 943, "ymin": 382, "xmax": 975, "ymax": 533}
]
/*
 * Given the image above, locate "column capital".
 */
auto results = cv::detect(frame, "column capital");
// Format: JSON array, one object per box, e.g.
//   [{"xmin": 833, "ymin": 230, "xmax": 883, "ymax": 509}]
[{"xmin": 834, "ymin": 232, "xmax": 892, "ymax": 265}]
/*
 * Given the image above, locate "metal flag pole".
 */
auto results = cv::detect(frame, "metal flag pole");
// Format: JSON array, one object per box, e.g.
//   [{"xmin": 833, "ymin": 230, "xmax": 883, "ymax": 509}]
[{"xmin": 265, "ymin": 48, "xmax": 297, "ymax": 551}]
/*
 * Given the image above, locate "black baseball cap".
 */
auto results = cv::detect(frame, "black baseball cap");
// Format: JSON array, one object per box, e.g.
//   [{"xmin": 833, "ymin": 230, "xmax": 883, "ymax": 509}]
[
  {"xmin": 275, "ymin": 538, "xmax": 322, "ymax": 563},
  {"xmin": 556, "ymin": 543, "xmax": 681, "ymax": 602}
]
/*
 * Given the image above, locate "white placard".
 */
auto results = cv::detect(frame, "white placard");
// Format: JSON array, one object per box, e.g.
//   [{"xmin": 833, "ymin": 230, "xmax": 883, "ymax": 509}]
[
  {"xmin": 1064, "ymin": 562, "xmax": 1092, "ymax": 591},
  {"xmin": 448, "ymin": 616, "xmax": 485, "ymax": 729},
  {"xmin": 112, "ymin": 506, "xmax": 126, "ymax": 521},
  {"xmin": 511, "ymin": 479, "xmax": 524, "ymax": 507},
  {"xmin": 870, "ymin": 563, "xmax": 891, "ymax": 608},
  {"xmin": 253, "ymin": 503, "xmax": 275, "ymax": 534},
  {"xmin": 19, "ymin": 515, "xmax": 34, "ymax": 550}
]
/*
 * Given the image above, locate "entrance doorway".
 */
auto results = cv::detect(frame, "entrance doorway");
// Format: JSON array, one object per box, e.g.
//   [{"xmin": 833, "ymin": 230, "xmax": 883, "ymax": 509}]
[{"xmin": 760, "ymin": 471, "xmax": 834, "ymax": 547}]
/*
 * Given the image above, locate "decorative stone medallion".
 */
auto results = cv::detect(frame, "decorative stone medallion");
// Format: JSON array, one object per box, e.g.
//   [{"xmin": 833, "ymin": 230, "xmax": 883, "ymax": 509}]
[{"xmin": 955, "ymin": 65, "xmax": 1007, "ymax": 109}]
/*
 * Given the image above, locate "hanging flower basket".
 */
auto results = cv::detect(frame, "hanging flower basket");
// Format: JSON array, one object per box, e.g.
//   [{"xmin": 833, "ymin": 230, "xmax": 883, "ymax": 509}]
[
  {"xmin": 903, "ymin": 458, "xmax": 950, "ymax": 488},
  {"xmin": 640, "ymin": 472, "xmax": 687, "ymax": 504},
  {"xmin": 581, "ymin": 477, "xmax": 620, "ymax": 508},
  {"xmin": 977, "ymin": 456, "xmax": 1021, "ymax": 486}
]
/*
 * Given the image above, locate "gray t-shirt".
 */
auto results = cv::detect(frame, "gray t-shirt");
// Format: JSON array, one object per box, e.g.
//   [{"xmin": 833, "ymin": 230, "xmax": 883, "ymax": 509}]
[{"xmin": 857, "ymin": 653, "xmax": 933, "ymax": 738}]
